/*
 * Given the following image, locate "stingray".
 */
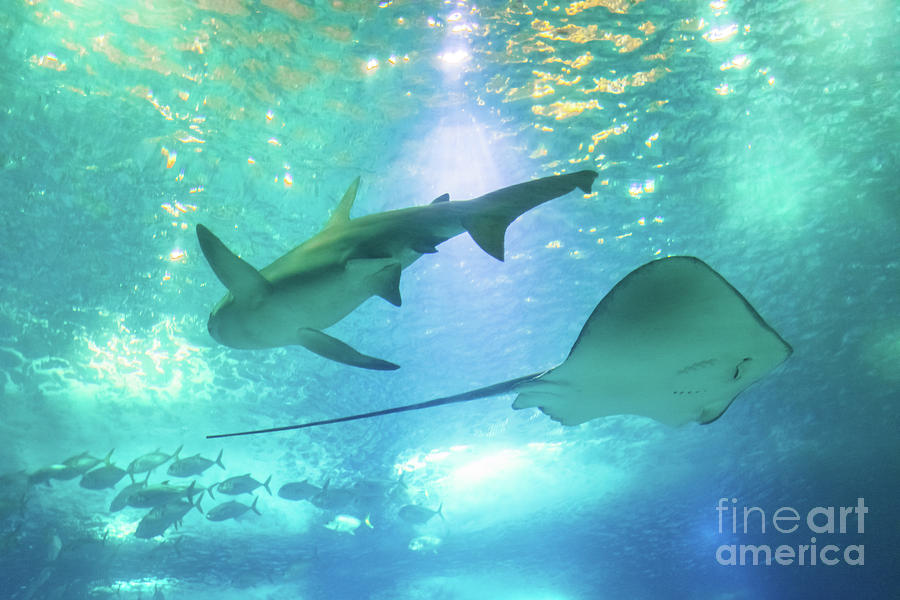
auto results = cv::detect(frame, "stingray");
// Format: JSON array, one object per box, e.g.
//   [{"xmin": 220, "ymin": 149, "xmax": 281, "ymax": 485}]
[
  {"xmin": 207, "ymin": 256, "xmax": 792, "ymax": 439},
  {"xmin": 197, "ymin": 170, "xmax": 597, "ymax": 370}
]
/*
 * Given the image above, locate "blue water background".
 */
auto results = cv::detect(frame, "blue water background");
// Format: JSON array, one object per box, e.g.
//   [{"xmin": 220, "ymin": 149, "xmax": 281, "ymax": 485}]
[{"xmin": 0, "ymin": 1, "xmax": 897, "ymax": 598}]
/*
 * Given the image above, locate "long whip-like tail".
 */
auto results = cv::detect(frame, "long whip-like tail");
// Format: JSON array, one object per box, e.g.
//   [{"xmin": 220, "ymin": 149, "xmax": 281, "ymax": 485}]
[{"xmin": 206, "ymin": 371, "xmax": 545, "ymax": 439}]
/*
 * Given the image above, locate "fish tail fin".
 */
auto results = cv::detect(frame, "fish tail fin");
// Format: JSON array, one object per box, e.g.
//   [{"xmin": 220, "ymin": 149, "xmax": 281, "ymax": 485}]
[
  {"xmin": 172, "ymin": 445, "xmax": 183, "ymax": 460},
  {"xmin": 462, "ymin": 170, "xmax": 598, "ymax": 261},
  {"xmin": 215, "ymin": 449, "xmax": 225, "ymax": 470},
  {"xmin": 194, "ymin": 495, "xmax": 204, "ymax": 515},
  {"xmin": 207, "ymin": 483, "xmax": 216, "ymax": 500},
  {"xmin": 103, "ymin": 448, "xmax": 115, "ymax": 464},
  {"xmin": 186, "ymin": 480, "xmax": 196, "ymax": 502},
  {"xmin": 437, "ymin": 503, "xmax": 445, "ymax": 521},
  {"xmin": 250, "ymin": 496, "xmax": 261, "ymax": 516},
  {"xmin": 364, "ymin": 514, "xmax": 374, "ymax": 529},
  {"xmin": 263, "ymin": 475, "xmax": 272, "ymax": 496}
]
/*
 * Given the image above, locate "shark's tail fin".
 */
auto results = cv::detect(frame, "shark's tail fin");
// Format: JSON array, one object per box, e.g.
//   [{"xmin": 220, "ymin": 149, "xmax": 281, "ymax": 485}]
[{"xmin": 462, "ymin": 170, "xmax": 597, "ymax": 261}]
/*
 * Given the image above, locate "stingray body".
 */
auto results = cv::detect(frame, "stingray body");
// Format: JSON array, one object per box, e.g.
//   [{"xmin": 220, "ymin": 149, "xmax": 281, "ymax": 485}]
[
  {"xmin": 207, "ymin": 256, "xmax": 792, "ymax": 439},
  {"xmin": 197, "ymin": 170, "xmax": 598, "ymax": 370}
]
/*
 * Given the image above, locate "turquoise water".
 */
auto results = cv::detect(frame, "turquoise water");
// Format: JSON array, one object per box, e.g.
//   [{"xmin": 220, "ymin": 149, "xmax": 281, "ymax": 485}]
[{"xmin": 1, "ymin": 1, "xmax": 897, "ymax": 598}]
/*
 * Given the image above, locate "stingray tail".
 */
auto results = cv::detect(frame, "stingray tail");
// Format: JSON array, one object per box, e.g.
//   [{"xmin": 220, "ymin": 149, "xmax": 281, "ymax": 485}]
[
  {"xmin": 206, "ymin": 371, "xmax": 545, "ymax": 439},
  {"xmin": 462, "ymin": 170, "xmax": 597, "ymax": 260}
]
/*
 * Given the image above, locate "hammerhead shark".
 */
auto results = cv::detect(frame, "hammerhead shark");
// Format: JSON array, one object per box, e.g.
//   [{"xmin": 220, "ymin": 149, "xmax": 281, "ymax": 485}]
[{"xmin": 197, "ymin": 170, "xmax": 598, "ymax": 369}]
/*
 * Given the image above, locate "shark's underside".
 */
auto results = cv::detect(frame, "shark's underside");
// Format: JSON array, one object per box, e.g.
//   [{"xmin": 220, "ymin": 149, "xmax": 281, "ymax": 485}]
[{"xmin": 197, "ymin": 170, "xmax": 598, "ymax": 370}]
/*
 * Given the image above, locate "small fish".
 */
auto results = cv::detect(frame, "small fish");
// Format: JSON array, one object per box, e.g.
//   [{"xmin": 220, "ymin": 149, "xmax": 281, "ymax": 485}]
[
  {"xmin": 80, "ymin": 454, "xmax": 127, "ymax": 491},
  {"xmin": 408, "ymin": 535, "xmax": 442, "ymax": 553},
  {"xmin": 28, "ymin": 465, "xmax": 75, "ymax": 486},
  {"xmin": 166, "ymin": 449, "xmax": 225, "ymax": 477},
  {"xmin": 310, "ymin": 479, "xmax": 356, "ymax": 510},
  {"xmin": 62, "ymin": 449, "xmax": 111, "ymax": 474},
  {"xmin": 277, "ymin": 480, "xmax": 321, "ymax": 501},
  {"xmin": 127, "ymin": 481, "xmax": 197, "ymax": 509},
  {"xmin": 324, "ymin": 514, "xmax": 373, "ymax": 535},
  {"xmin": 398, "ymin": 503, "xmax": 444, "ymax": 525},
  {"xmin": 205, "ymin": 496, "xmax": 260, "ymax": 522},
  {"xmin": 44, "ymin": 528, "xmax": 62, "ymax": 562},
  {"xmin": 128, "ymin": 446, "xmax": 182, "ymax": 481},
  {"xmin": 212, "ymin": 473, "xmax": 271, "ymax": 497},
  {"xmin": 135, "ymin": 496, "xmax": 202, "ymax": 539},
  {"xmin": 109, "ymin": 472, "xmax": 151, "ymax": 512}
]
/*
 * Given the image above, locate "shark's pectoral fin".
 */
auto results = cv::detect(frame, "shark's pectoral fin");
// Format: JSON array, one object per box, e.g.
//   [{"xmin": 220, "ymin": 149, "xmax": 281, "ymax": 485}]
[
  {"xmin": 346, "ymin": 258, "xmax": 402, "ymax": 307},
  {"xmin": 296, "ymin": 328, "xmax": 400, "ymax": 371},
  {"xmin": 462, "ymin": 214, "xmax": 508, "ymax": 261},
  {"xmin": 196, "ymin": 224, "xmax": 270, "ymax": 305}
]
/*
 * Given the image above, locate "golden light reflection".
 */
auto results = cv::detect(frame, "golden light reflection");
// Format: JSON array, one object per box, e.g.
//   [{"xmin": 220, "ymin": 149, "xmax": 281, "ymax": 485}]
[
  {"xmin": 161, "ymin": 147, "xmax": 177, "ymax": 169},
  {"xmin": 720, "ymin": 54, "xmax": 750, "ymax": 70},
  {"xmin": 31, "ymin": 53, "xmax": 67, "ymax": 71},
  {"xmin": 628, "ymin": 179, "xmax": 655, "ymax": 196},
  {"xmin": 703, "ymin": 24, "xmax": 738, "ymax": 43},
  {"xmin": 564, "ymin": 0, "xmax": 637, "ymax": 16},
  {"xmin": 581, "ymin": 68, "xmax": 665, "ymax": 94},
  {"xmin": 532, "ymin": 98, "xmax": 602, "ymax": 120},
  {"xmin": 533, "ymin": 21, "xmax": 644, "ymax": 52},
  {"xmin": 160, "ymin": 202, "xmax": 196, "ymax": 218},
  {"xmin": 590, "ymin": 123, "xmax": 628, "ymax": 147},
  {"xmin": 679, "ymin": 17, "xmax": 706, "ymax": 32},
  {"xmin": 638, "ymin": 21, "xmax": 656, "ymax": 35}
]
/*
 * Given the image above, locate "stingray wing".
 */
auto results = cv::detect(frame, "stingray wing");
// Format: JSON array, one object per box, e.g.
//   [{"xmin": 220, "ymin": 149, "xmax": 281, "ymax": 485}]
[{"xmin": 512, "ymin": 256, "xmax": 792, "ymax": 426}]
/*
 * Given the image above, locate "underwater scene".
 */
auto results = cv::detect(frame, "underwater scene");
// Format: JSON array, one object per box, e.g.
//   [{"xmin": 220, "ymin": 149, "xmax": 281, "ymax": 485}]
[{"xmin": 1, "ymin": 0, "xmax": 897, "ymax": 598}]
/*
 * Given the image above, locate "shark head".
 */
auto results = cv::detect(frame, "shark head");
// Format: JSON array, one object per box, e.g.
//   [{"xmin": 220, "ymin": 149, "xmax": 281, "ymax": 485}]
[{"xmin": 206, "ymin": 295, "xmax": 259, "ymax": 349}]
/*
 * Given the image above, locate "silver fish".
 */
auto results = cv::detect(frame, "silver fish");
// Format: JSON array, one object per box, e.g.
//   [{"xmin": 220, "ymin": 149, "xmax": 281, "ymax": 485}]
[{"xmin": 205, "ymin": 496, "xmax": 260, "ymax": 522}]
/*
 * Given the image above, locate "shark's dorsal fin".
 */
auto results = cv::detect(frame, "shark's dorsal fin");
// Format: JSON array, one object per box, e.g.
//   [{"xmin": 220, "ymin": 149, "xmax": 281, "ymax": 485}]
[
  {"xmin": 430, "ymin": 193, "xmax": 450, "ymax": 204},
  {"xmin": 326, "ymin": 177, "xmax": 361, "ymax": 229},
  {"xmin": 196, "ymin": 225, "xmax": 270, "ymax": 306}
]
